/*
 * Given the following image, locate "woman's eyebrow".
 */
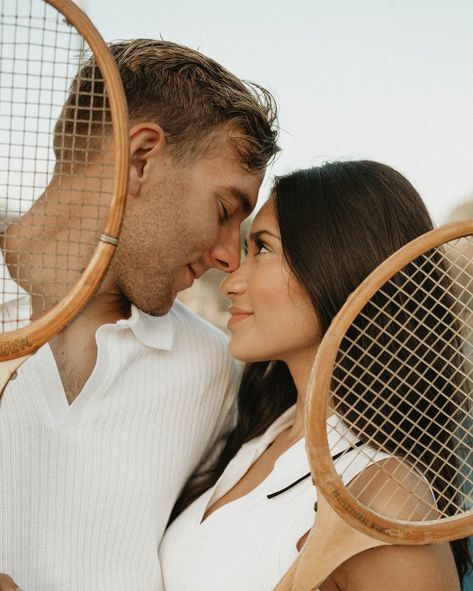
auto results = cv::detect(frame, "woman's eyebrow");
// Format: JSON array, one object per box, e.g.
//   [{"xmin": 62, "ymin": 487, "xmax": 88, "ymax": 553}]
[{"xmin": 248, "ymin": 229, "xmax": 281, "ymax": 242}]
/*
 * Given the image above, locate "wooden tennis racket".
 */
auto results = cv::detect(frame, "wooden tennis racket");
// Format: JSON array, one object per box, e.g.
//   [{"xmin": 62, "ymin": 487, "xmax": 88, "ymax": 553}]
[
  {"xmin": 274, "ymin": 220, "xmax": 473, "ymax": 590},
  {"xmin": 0, "ymin": 0, "xmax": 128, "ymax": 393}
]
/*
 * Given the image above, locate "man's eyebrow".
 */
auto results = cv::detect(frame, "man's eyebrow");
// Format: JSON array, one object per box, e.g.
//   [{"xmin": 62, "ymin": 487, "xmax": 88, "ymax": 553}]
[{"xmin": 223, "ymin": 186, "xmax": 253, "ymax": 215}]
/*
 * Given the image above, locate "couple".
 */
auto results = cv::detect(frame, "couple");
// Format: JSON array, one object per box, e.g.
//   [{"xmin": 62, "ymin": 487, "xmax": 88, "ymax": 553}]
[{"xmin": 0, "ymin": 39, "xmax": 469, "ymax": 591}]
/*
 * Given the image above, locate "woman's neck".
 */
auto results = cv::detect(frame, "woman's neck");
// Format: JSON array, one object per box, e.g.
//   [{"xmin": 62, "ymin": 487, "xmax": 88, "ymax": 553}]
[{"xmin": 284, "ymin": 346, "xmax": 318, "ymax": 440}]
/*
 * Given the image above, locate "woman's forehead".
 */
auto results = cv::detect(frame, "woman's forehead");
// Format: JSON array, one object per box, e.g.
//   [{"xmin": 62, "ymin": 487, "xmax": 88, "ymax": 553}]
[{"xmin": 248, "ymin": 198, "xmax": 277, "ymax": 236}]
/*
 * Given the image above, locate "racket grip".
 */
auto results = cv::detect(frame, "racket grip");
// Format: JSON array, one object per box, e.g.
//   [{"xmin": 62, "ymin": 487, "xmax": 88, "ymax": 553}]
[{"xmin": 274, "ymin": 492, "xmax": 386, "ymax": 591}]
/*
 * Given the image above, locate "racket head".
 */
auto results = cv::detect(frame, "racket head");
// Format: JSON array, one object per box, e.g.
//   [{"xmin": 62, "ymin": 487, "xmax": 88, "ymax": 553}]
[
  {"xmin": 0, "ymin": 0, "xmax": 128, "ymax": 360},
  {"xmin": 305, "ymin": 220, "xmax": 473, "ymax": 544}
]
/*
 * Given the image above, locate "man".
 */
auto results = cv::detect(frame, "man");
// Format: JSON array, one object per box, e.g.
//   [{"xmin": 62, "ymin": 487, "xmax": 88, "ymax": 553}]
[{"xmin": 0, "ymin": 39, "xmax": 278, "ymax": 590}]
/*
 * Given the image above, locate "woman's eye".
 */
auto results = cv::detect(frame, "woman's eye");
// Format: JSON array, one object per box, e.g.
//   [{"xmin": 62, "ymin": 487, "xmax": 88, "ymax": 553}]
[{"xmin": 255, "ymin": 239, "xmax": 269, "ymax": 255}]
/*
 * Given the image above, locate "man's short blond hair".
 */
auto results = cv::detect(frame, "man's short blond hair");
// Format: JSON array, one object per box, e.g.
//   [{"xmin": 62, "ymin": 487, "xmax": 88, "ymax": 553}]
[{"xmin": 54, "ymin": 39, "xmax": 279, "ymax": 172}]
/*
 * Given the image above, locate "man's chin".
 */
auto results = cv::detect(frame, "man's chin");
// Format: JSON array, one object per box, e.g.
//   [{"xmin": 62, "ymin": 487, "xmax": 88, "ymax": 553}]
[
  {"xmin": 134, "ymin": 292, "xmax": 175, "ymax": 317},
  {"xmin": 142, "ymin": 301, "xmax": 174, "ymax": 317}
]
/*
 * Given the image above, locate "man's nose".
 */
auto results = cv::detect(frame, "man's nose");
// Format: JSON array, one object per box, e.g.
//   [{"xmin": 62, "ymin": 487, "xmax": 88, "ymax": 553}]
[{"xmin": 204, "ymin": 225, "xmax": 241, "ymax": 273}]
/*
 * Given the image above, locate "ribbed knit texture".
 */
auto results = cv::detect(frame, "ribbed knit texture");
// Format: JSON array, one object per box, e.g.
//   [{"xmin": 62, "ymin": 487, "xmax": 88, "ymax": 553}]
[{"xmin": 0, "ymin": 300, "xmax": 239, "ymax": 591}]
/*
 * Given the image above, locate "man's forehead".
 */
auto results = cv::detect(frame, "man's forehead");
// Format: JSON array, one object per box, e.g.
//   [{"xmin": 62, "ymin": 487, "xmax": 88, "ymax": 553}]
[
  {"xmin": 200, "ymin": 129, "xmax": 265, "ymax": 211},
  {"xmin": 205, "ymin": 127, "xmax": 266, "ymax": 176}
]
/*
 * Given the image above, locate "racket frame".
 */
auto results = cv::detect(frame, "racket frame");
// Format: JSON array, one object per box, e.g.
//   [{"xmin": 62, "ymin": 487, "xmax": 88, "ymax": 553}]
[
  {"xmin": 0, "ymin": 0, "xmax": 129, "ymax": 361},
  {"xmin": 306, "ymin": 219, "xmax": 473, "ymax": 545}
]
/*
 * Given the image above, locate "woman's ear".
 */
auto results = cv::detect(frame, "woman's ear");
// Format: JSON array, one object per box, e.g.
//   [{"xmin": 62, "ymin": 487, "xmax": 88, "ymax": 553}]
[{"xmin": 128, "ymin": 123, "xmax": 167, "ymax": 197}]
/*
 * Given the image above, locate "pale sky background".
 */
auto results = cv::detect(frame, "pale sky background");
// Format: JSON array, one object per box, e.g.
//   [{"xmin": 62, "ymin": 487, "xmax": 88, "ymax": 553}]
[{"xmin": 83, "ymin": 0, "xmax": 473, "ymax": 225}]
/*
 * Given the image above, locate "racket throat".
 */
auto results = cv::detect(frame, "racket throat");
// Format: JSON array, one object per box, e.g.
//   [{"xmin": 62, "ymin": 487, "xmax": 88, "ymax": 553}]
[{"xmin": 274, "ymin": 492, "xmax": 387, "ymax": 591}]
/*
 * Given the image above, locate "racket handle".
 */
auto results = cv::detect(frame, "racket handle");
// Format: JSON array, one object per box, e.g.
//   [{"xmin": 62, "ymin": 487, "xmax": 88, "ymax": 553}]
[
  {"xmin": 273, "ymin": 492, "xmax": 386, "ymax": 591},
  {"xmin": 0, "ymin": 355, "xmax": 30, "ymax": 398},
  {"xmin": 273, "ymin": 559, "xmax": 297, "ymax": 590}
]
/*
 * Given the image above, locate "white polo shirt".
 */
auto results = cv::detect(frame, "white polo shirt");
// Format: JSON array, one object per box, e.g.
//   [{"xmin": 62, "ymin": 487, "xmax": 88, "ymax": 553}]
[{"xmin": 0, "ymin": 299, "xmax": 239, "ymax": 591}]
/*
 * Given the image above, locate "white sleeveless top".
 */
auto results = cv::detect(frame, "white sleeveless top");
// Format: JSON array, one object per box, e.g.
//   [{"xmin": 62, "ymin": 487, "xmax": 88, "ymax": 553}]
[{"xmin": 160, "ymin": 405, "xmax": 388, "ymax": 591}]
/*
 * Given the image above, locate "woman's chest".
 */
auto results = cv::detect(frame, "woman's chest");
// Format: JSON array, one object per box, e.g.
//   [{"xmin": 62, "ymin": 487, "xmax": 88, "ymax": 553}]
[{"xmin": 203, "ymin": 433, "xmax": 302, "ymax": 521}]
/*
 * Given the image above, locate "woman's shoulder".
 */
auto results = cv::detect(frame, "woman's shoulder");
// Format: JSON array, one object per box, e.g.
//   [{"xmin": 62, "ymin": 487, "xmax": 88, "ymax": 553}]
[
  {"xmin": 347, "ymin": 456, "xmax": 438, "ymax": 521},
  {"xmin": 329, "ymin": 541, "xmax": 459, "ymax": 591}
]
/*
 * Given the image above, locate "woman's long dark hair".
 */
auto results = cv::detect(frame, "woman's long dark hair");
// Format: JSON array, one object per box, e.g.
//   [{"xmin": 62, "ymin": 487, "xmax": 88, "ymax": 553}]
[{"xmin": 170, "ymin": 160, "xmax": 472, "ymax": 583}]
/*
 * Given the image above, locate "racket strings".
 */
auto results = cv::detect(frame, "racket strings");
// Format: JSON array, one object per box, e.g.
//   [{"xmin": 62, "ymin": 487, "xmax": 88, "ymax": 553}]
[
  {"xmin": 335, "ymin": 356, "xmax": 472, "ymax": 516},
  {"xmin": 339, "ymin": 328, "xmax": 471, "ymax": 446},
  {"xmin": 324, "ymin": 428, "xmax": 441, "ymax": 522},
  {"xmin": 340, "ymin": 321, "xmax": 465, "ymax": 419},
  {"xmin": 330, "ymin": 393, "xmax": 472, "ymax": 518},
  {"xmin": 327, "ymin": 237, "xmax": 473, "ymax": 522},
  {"xmin": 336, "ymin": 321, "xmax": 470, "ymax": 449},
  {"xmin": 340, "ymin": 248, "xmax": 472, "ymax": 429},
  {"xmin": 361, "ymin": 270, "xmax": 466, "ymax": 375},
  {"xmin": 1, "ymin": 0, "xmax": 114, "ymax": 326},
  {"xmin": 332, "ymin": 379, "xmax": 466, "ymax": 515}
]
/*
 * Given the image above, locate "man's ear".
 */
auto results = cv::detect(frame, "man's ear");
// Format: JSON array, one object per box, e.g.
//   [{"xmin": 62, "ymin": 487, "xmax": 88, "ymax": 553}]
[{"xmin": 128, "ymin": 123, "xmax": 168, "ymax": 197}]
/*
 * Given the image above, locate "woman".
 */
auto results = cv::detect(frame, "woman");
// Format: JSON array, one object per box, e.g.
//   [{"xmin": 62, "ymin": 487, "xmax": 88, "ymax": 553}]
[{"xmin": 160, "ymin": 160, "xmax": 471, "ymax": 590}]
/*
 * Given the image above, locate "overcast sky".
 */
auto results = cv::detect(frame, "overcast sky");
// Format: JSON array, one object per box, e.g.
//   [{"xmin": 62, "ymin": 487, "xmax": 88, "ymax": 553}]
[{"xmin": 83, "ymin": 0, "xmax": 473, "ymax": 225}]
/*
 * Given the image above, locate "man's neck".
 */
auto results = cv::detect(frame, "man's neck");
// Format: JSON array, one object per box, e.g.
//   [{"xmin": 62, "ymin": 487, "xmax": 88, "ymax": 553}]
[
  {"xmin": 80, "ymin": 288, "xmax": 131, "ymax": 328},
  {"xmin": 48, "ymin": 285, "xmax": 131, "ymax": 405}
]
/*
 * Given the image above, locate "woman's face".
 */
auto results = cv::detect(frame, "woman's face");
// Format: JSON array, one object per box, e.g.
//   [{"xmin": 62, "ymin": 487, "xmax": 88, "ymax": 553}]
[{"xmin": 220, "ymin": 198, "xmax": 321, "ymax": 364}]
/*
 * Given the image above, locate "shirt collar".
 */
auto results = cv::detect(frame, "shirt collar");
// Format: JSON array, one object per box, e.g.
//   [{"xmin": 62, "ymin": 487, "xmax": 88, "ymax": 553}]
[
  {"xmin": 121, "ymin": 304, "xmax": 174, "ymax": 351},
  {"xmin": 258, "ymin": 404, "xmax": 297, "ymax": 445}
]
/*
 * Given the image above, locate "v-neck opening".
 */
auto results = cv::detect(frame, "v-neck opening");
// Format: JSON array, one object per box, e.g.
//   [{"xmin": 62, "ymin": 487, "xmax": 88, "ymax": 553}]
[
  {"xmin": 198, "ymin": 409, "xmax": 367, "ymax": 527},
  {"xmin": 199, "ymin": 406, "xmax": 301, "ymax": 526},
  {"xmin": 199, "ymin": 436, "xmax": 306, "ymax": 526},
  {"xmin": 33, "ymin": 324, "xmax": 115, "ymax": 426},
  {"xmin": 34, "ymin": 344, "xmax": 70, "ymax": 423}
]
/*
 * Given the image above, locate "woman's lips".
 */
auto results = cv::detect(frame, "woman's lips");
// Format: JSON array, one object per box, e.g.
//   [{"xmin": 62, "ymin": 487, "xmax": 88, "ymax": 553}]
[{"xmin": 228, "ymin": 306, "xmax": 254, "ymax": 327}]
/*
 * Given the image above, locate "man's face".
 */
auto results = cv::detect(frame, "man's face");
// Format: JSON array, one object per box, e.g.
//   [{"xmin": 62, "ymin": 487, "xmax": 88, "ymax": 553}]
[{"xmin": 112, "ymin": 134, "xmax": 263, "ymax": 316}]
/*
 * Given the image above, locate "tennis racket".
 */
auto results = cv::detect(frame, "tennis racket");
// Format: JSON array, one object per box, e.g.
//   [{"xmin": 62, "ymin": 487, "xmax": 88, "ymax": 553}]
[
  {"xmin": 0, "ymin": 0, "xmax": 128, "ymax": 393},
  {"xmin": 274, "ymin": 220, "xmax": 473, "ymax": 590}
]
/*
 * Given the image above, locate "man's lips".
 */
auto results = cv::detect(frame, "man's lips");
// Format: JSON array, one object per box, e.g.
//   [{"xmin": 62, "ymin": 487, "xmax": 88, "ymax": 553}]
[{"xmin": 228, "ymin": 306, "xmax": 254, "ymax": 327}]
